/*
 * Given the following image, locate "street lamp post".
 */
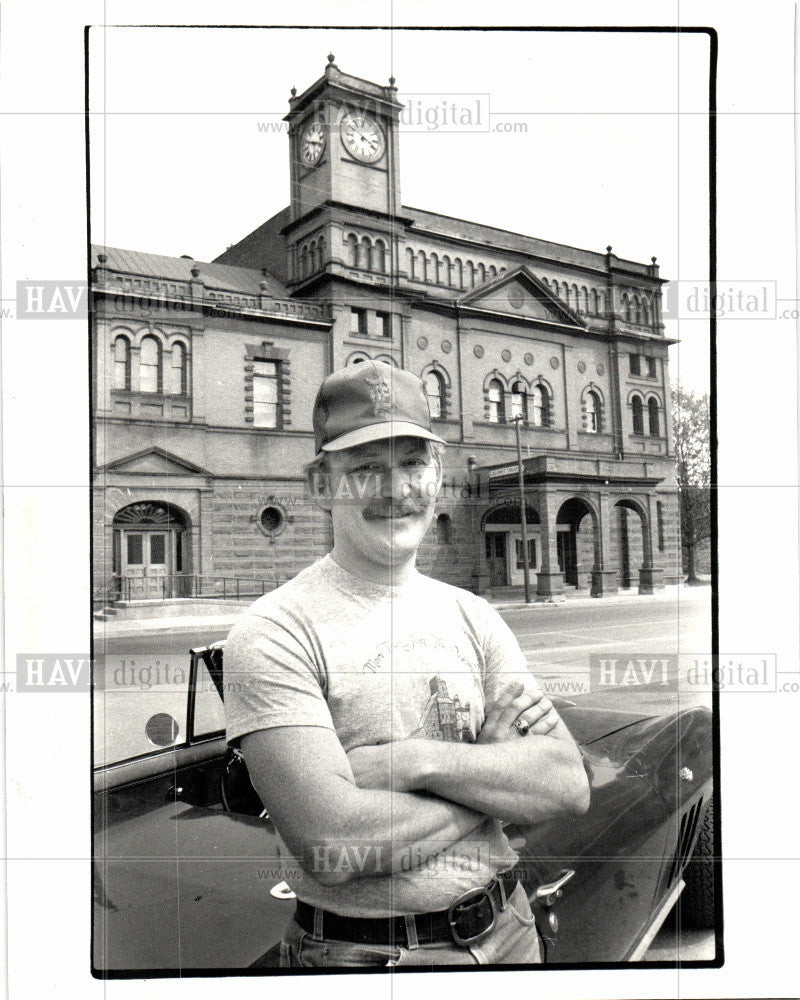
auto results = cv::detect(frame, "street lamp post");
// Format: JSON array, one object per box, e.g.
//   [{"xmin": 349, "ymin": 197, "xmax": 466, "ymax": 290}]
[{"xmin": 513, "ymin": 414, "xmax": 532, "ymax": 604}]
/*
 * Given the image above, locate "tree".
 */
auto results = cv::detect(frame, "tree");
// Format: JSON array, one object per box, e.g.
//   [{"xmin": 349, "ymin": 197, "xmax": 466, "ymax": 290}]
[{"xmin": 671, "ymin": 385, "xmax": 711, "ymax": 583}]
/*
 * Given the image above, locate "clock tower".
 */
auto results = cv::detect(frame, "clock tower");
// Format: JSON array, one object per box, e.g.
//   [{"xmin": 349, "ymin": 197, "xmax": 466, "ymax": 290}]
[{"xmin": 283, "ymin": 55, "xmax": 404, "ymax": 290}]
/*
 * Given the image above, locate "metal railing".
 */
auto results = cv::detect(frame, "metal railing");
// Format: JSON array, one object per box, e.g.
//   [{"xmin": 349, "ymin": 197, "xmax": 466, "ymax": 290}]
[{"xmin": 111, "ymin": 574, "xmax": 278, "ymax": 602}]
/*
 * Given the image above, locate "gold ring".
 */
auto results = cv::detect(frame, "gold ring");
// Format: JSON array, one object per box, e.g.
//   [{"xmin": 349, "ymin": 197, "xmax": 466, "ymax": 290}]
[{"xmin": 514, "ymin": 718, "xmax": 530, "ymax": 736}]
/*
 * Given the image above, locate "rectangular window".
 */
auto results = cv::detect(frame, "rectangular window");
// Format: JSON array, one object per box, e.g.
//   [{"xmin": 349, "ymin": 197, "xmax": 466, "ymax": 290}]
[
  {"xmin": 515, "ymin": 538, "xmax": 537, "ymax": 569},
  {"xmin": 150, "ymin": 534, "xmax": 166, "ymax": 565},
  {"xmin": 350, "ymin": 307, "xmax": 368, "ymax": 337},
  {"xmin": 657, "ymin": 501, "xmax": 665, "ymax": 551},
  {"xmin": 646, "ymin": 356, "xmax": 657, "ymax": 379},
  {"xmin": 253, "ymin": 360, "xmax": 280, "ymax": 428},
  {"xmin": 376, "ymin": 311, "xmax": 391, "ymax": 338},
  {"xmin": 126, "ymin": 534, "xmax": 143, "ymax": 565},
  {"xmin": 629, "ymin": 354, "xmax": 641, "ymax": 376}
]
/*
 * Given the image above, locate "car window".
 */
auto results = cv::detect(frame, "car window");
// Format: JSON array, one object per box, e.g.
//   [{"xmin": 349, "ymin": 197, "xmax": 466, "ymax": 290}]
[
  {"xmin": 192, "ymin": 656, "xmax": 226, "ymax": 739},
  {"xmin": 94, "ymin": 651, "xmax": 192, "ymax": 766}
]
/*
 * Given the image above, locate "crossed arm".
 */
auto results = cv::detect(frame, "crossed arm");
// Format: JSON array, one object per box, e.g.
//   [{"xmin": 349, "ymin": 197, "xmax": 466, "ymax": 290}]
[
  {"xmin": 347, "ymin": 680, "xmax": 590, "ymax": 825},
  {"xmin": 240, "ymin": 681, "xmax": 589, "ymax": 887}
]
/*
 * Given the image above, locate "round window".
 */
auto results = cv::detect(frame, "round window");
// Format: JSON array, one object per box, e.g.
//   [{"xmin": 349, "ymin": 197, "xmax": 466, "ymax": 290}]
[{"xmin": 258, "ymin": 504, "xmax": 286, "ymax": 536}]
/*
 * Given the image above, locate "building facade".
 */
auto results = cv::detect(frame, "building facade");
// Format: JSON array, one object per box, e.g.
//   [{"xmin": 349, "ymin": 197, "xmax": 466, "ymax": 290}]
[{"xmin": 92, "ymin": 57, "xmax": 680, "ymax": 606}]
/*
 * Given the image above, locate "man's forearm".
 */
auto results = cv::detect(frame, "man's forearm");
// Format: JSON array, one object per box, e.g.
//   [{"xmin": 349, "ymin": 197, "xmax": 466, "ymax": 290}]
[
  {"xmin": 405, "ymin": 726, "xmax": 590, "ymax": 824},
  {"xmin": 305, "ymin": 782, "xmax": 487, "ymax": 885}
]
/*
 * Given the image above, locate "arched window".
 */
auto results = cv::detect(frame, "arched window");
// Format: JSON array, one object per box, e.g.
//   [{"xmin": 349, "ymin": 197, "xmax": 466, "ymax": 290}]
[
  {"xmin": 624, "ymin": 295, "xmax": 633, "ymax": 322},
  {"xmin": 510, "ymin": 381, "xmax": 527, "ymax": 421},
  {"xmin": 648, "ymin": 397, "xmax": 660, "ymax": 436},
  {"xmin": 590, "ymin": 288, "xmax": 599, "ymax": 315},
  {"xmin": 632, "ymin": 396, "xmax": 644, "ymax": 435},
  {"xmin": 632, "ymin": 298, "xmax": 641, "ymax": 324},
  {"xmin": 466, "ymin": 261, "xmax": 475, "ymax": 288},
  {"xmin": 442, "ymin": 255, "xmax": 451, "ymax": 286},
  {"xmin": 597, "ymin": 289, "xmax": 606, "ymax": 314},
  {"xmin": 418, "ymin": 250, "xmax": 427, "ymax": 282},
  {"xmin": 579, "ymin": 287, "xmax": 589, "ymax": 313},
  {"xmin": 477, "ymin": 263, "xmax": 486, "ymax": 284},
  {"xmin": 572, "ymin": 284, "xmax": 579, "ymax": 309},
  {"xmin": 430, "ymin": 253, "xmax": 440, "ymax": 285},
  {"xmin": 360, "ymin": 237, "xmax": 373, "ymax": 272},
  {"xmin": 436, "ymin": 512, "xmax": 452, "ymax": 545},
  {"xmin": 374, "ymin": 240, "xmax": 386, "ymax": 274},
  {"xmin": 488, "ymin": 265, "xmax": 498, "ymax": 280},
  {"xmin": 424, "ymin": 371, "xmax": 444, "ymax": 418},
  {"xmin": 488, "ymin": 379, "xmax": 505, "ymax": 423},
  {"xmin": 454, "ymin": 258, "xmax": 463, "ymax": 289},
  {"xmin": 561, "ymin": 281, "xmax": 570, "ymax": 304},
  {"xmin": 113, "ymin": 334, "xmax": 131, "ymax": 390},
  {"xmin": 531, "ymin": 384, "xmax": 548, "ymax": 427},
  {"xmin": 139, "ymin": 335, "xmax": 162, "ymax": 393},
  {"xmin": 585, "ymin": 389, "xmax": 601, "ymax": 432},
  {"xmin": 315, "ymin": 236, "xmax": 325, "ymax": 272},
  {"xmin": 168, "ymin": 342, "xmax": 187, "ymax": 395},
  {"xmin": 299, "ymin": 244, "xmax": 309, "ymax": 279},
  {"xmin": 346, "ymin": 233, "xmax": 359, "ymax": 268},
  {"xmin": 406, "ymin": 247, "xmax": 416, "ymax": 280},
  {"xmin": 641, "ymin": 298, "xmax": 650, "ymax": 325}
]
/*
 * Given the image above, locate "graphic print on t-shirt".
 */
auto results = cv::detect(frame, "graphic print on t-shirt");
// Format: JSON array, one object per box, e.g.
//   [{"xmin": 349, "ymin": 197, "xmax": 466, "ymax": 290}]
[{"xmin": 408, "ymin": 675, "xmax": 474, "ymax": 743}]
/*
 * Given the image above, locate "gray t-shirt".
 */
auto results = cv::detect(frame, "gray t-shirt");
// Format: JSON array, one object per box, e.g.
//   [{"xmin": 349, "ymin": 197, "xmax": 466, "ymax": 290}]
[{"xmin": 225, "ymin": 553, "xmax": 541, "ymax": 917}]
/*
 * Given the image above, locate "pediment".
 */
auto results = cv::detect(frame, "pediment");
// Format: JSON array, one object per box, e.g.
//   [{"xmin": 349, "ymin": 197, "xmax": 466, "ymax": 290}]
[
  {"xmin": 459, "ymin": 266, "xmax": 586, "ymax": 327},
  {"xmin": 100, "ymin": 447, "xmax": 210, "ymax": 476}
]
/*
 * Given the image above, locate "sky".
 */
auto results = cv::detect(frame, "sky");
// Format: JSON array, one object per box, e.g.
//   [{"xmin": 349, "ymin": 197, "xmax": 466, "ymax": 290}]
[{"xmin": 88, "ymin": 26, "xmax": 711, "ymax": 392}]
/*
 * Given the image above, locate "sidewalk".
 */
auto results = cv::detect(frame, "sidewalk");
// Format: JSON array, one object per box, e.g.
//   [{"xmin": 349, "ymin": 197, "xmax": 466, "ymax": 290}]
[
  {"xmin": 488, "ymin": 582, "xmax": 708, "ymax": 612},
  {"xmin": 93, "ymin": 582, "xmax": 709, "ymax": 639}
]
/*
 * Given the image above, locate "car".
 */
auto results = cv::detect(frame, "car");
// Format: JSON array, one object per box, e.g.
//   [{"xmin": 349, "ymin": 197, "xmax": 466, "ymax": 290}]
[{"xmin": 92, "ymin": 641, "xmax": 716, "ymax": 973}]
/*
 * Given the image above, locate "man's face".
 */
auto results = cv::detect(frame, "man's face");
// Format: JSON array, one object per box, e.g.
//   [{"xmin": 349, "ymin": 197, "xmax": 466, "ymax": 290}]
[{"xmin": 324, "ymin": 436, "xmax": 442, "ymax": 575}]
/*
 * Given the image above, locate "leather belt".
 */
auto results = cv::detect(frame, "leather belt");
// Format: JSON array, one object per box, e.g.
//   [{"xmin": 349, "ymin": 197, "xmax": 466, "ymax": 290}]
[{"xmin": 294, "ymin": 870, "xmax": 520, "ymax": 948}]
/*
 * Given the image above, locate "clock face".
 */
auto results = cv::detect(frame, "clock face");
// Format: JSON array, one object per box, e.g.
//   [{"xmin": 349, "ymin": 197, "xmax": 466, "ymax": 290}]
[
  {"xmin": 300, "ymin": 120, "xmax": 325, "ymax": 167},
  {"xmin": 340, "ymin": 112, "xmax": 386, "ymax": 163}
]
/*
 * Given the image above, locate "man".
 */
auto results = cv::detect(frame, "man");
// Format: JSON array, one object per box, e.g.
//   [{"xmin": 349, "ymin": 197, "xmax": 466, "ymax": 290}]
[{"xmin": 225, "ymin": 360, "xmax": 590, "ymax": 967}]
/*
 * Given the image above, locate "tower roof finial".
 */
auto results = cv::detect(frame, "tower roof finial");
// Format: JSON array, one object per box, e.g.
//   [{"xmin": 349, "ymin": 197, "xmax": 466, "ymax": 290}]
[{"xmin": 327, "ymin": 52, "xmax": 336, "ymax": 64}]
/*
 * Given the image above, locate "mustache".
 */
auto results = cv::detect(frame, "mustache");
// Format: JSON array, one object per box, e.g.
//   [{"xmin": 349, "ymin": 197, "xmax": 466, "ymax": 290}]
[{"xmin": 363, "ymin": 500, "xmax": 427, "ymax": 519}]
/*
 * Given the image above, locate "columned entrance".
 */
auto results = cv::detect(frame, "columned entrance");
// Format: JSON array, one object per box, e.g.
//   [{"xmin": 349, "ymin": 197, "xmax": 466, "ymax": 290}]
[
  {"xmin": 112, "ymin": 501, "xmax": 191, "ymax": 600},
  {"xmin": 614, "ymin": 498, "xmax": 663, "ymax": 594},
  {"xmin": 556, "ymin": 497, "xmax": 600, "ymax": 590}
]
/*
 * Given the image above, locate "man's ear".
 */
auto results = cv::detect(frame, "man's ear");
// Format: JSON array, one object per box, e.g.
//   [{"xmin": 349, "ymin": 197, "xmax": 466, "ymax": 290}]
[{"xmin": 306, "ymin": 463, "xmax": 332, "ymax": 513}]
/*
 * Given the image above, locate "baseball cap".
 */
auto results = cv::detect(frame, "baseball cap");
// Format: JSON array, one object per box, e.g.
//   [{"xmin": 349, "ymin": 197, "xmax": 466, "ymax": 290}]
[{"xmin": 313, "ymin": 360, "xmax": 446, "ymax": 454}]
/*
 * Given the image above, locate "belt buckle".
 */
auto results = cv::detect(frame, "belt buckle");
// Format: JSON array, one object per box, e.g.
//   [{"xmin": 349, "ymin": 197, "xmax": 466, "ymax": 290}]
[{"xmin": 446, "ymin": 883, "xmax": 497, "ymax": 947}]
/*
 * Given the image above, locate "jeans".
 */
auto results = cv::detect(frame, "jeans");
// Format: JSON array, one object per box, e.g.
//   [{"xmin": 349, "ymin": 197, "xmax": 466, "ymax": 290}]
[{"xmin": 279, "ymin": 881, "xmax": 543, "ymax": 968}]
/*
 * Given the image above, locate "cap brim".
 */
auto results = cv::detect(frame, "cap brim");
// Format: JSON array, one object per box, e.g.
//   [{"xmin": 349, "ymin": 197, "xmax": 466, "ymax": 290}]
[{"xmin": 320, "ymin": 421, "xmax": 446, "ymax": 453}]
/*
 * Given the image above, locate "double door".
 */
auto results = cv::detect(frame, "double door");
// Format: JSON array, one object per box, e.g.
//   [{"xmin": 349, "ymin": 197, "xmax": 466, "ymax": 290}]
[{"xmin": 121, "ymin": 530, "xmax": 172, "ymax": 599}]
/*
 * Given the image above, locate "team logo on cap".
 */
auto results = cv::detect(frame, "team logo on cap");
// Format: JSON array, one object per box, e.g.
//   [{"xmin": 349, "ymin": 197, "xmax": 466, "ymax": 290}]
[{"xmin": 366, "ymin": 372, "xmax": 394, "ymax": 418}]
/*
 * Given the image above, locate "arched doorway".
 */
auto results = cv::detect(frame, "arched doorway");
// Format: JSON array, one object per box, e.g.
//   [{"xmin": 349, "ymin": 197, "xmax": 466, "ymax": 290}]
[
  {"xmin": 614, "ymin": 499, "xmax": 657, "ymax": 593},
  {"xmin": 482, "ymin": 502, "xmax": 541, "ymax": 588},
  {"xmin": 556, "ymin": 497, "xmax": 599, "ymax": 589},
  {"xmin": 112, "ymin": 501, "xmax": 191, "ymax": 600}
]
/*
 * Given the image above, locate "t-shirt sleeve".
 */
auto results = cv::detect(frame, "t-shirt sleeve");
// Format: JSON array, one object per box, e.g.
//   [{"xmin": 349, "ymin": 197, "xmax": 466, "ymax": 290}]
[
  {"xmin": 478, "ymin": 600, "xmax": 544, "ymax": 711},
  {"xmin": 224, "ymin": 610, "xmax": 335, "ymax": 744}
]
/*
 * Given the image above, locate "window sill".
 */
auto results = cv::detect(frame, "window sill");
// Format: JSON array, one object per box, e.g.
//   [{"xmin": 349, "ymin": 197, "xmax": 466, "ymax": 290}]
[
  {"xmin": 476, "ymin": 420, "xmax": 560, "ymax": 432},
  {"xmin": 112, "ymin": 389, "xmax": 190, "ymax": 402}
]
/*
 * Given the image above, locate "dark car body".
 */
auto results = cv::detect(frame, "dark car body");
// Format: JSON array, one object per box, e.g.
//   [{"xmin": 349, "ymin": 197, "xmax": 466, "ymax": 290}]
[{"xmin": 93, "ymin": 643, "xmax": 715, "ymax": 973}]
